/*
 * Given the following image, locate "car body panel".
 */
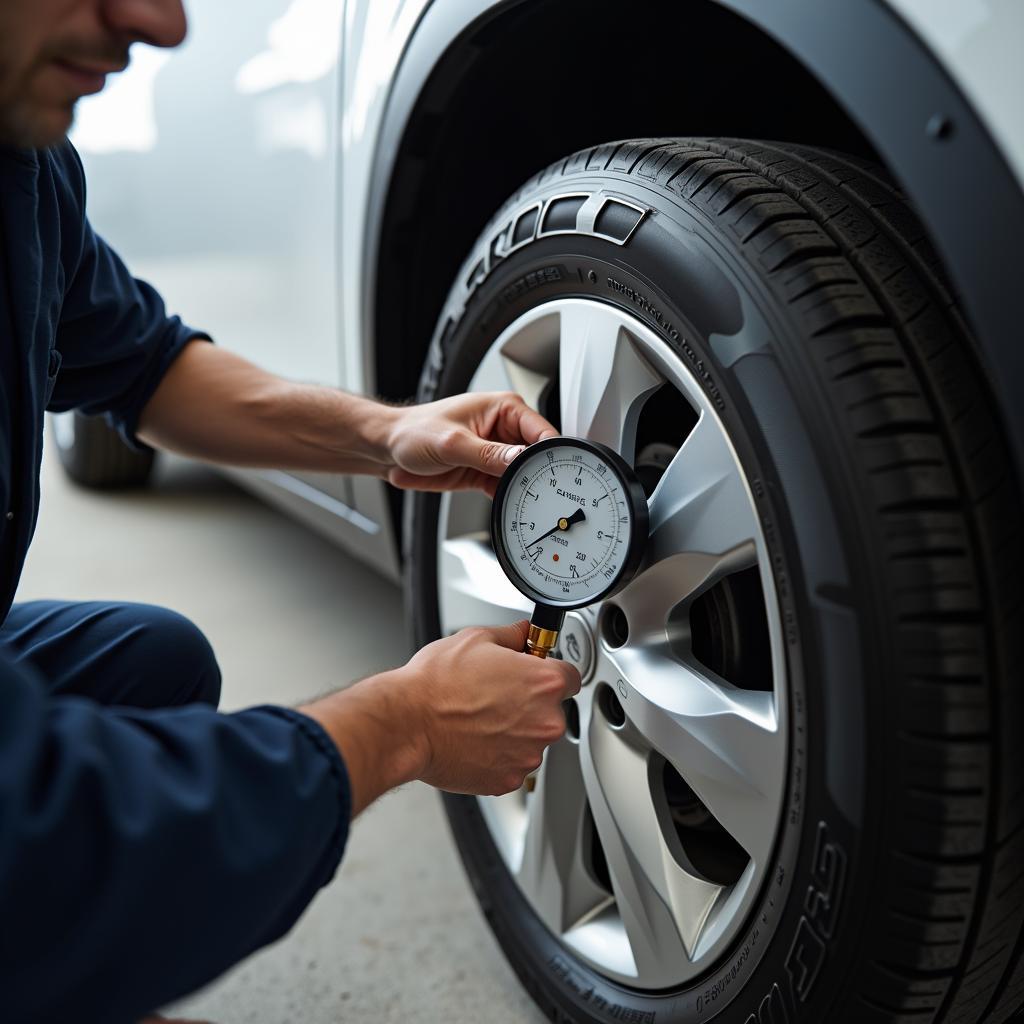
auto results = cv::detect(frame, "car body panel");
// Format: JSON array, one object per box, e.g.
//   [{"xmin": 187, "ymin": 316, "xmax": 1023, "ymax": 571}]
[
  {"xmin": 338, "ymin": 0, "xmax": 432, "ymax": 398},
  {"xmin": 73, "ymin": 0, "xmax": 403, "ymax": 578},
  {"xmin": 888, "ymin": 0, "xmax": 1024, "ymax": 188}
]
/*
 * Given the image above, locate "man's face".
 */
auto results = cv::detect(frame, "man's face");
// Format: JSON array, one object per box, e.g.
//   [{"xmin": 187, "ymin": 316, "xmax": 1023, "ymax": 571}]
[{"xmin": 0, "ymin": 0, "xmax": 187, "ymax": 148}]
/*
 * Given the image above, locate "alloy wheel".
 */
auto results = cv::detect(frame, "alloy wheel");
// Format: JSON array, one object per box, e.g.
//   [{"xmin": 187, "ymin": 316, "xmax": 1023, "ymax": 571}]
[{"xmin": 436, "ymin": 298, "xmax": 788, "ymax": 988}]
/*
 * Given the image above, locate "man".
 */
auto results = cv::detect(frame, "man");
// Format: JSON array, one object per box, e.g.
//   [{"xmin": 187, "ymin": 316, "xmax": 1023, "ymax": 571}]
[{"xmin": 0, "ymin": 2, "xmax": 581, "ymax": 1022}]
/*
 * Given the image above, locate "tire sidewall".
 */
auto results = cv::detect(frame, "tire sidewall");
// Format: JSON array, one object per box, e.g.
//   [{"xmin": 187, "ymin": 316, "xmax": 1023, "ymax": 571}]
[{"xmin": 408, "ymin": 173, "xmax": 871, "ymax": 1024}]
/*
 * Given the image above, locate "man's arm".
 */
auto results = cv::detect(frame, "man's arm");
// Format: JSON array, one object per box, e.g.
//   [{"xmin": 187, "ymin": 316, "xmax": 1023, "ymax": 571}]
[
  {"xmin": 300, "ymin": 620, "xmax": 579, "ymax": 815},
  {"xmin": 137, "ymin": 340, "xmax": 556, "ymax": 495}
]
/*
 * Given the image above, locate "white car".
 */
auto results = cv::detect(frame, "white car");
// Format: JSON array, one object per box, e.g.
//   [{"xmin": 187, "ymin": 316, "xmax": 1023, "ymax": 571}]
[{"xmin": 57, "ymin": 3, "xmax": 1024, "ymax": 1023}]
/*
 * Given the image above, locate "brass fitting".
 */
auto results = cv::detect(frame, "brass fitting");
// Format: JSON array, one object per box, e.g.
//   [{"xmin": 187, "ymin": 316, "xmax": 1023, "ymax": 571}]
[{"xmin": 525, "ymin": 623, "xmax": 559, "ymax": 659}]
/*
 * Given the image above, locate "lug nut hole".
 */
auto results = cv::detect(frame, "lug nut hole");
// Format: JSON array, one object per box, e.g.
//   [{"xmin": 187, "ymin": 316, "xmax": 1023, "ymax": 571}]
[
  {"xmin": 563, "ymin": 698, "xmax": 580, "ymax": 741},
  {"xmin": 601, "ymin": 604, "xmax": 629, "ymax": 649},
  {"xmin": 597, "ymin": 684, "xmax": 626, "ymax": 728}
]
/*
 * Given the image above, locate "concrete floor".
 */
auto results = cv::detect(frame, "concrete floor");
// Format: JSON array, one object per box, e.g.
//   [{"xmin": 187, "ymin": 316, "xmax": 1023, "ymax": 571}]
[{"xmin": 19, "ymin": 446, "xmax": 546, "ymax": 1024}]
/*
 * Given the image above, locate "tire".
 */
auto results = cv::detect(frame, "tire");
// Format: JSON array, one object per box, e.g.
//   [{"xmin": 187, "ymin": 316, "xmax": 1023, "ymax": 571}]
[
  {"xmin": 405, "ymin": 139, "xmax": 1024, "ymax": 1024},
  {"xmin": 50, "ymin": 411, "xmax": 155, "ymax": 488}
]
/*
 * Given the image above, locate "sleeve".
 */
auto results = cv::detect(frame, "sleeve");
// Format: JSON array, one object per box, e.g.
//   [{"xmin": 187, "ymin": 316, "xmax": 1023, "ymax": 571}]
[
  {"xmin": 0, "ymin": 653, "xmax": 350, "ymax": 1024},
  {"xmin": 48, "ymin": 141, "xmax": 212, "ymax": 448}
]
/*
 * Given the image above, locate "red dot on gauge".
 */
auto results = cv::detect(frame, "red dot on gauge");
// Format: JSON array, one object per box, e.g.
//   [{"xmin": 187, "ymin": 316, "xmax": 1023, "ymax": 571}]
[{"xmin": 552, "ymin": 554, "xmax": 559, "ymax": 561}]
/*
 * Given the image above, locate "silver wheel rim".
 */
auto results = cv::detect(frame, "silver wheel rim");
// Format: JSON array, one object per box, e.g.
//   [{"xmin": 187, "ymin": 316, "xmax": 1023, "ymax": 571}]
[{"xmin": 437, "ymin": 298, "xmax": 788, "ymax": 989}]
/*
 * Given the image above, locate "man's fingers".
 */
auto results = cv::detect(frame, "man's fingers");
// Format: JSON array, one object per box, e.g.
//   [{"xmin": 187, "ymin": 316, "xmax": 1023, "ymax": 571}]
[
  {"xmin": 388, "ymin": 465, "xmax": 496, "ymax": 494},
  {"xmin": 483, "ymin": 619, "xmax": 530, "ymax": 651},
  {"xmin": 475, "ymin": 625, "xmax": 582, "ymax": 692},
  {"xmin": 557, "ymin": 661, "xmax": 583, "ymax": 698},
  {"xmin": 515, "ymin": 403, "xmax": 559, "ymax": 444},
  {"xmin": 441, "ymin": 428, "xmax": 524, "ymax": 477},
  {"xmin": 413, "ymin": 394, "xmax": 557, "ymax": 485},
  {"xmin": 497, "ymin": 397, "xmax": 558, "ymax": 445}
]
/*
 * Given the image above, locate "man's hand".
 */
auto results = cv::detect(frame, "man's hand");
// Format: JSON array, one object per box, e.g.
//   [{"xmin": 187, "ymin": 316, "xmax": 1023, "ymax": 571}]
[
  {"xmin": 402, "ymin": 621, "xmax": 581, "ymax": 793},
  {"xmin": 385, "ymin": 392, "xmax": 558, "ymax": 497},
  {"xmin": 300, "ymin": 621, "xmax": 581, "ymax": 814}
]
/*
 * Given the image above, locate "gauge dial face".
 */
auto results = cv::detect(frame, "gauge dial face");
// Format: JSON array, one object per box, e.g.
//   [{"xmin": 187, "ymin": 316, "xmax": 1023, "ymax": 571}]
[{"xmin": 495, "ymin": 441, "xmax": 639, "ymax": 606}]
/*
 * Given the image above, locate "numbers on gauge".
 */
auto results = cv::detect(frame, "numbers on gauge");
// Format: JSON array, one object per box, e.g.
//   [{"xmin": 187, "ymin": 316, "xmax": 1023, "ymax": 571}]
[{"xmin": 500, "ymin": 445, "xmax": 631, "ymax": 604}]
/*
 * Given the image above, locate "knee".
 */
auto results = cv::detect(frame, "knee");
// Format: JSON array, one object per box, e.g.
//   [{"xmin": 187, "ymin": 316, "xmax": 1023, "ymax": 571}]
[{"xmin": 144, "ymin": 607, "xmax": 222, "ymax": 708}]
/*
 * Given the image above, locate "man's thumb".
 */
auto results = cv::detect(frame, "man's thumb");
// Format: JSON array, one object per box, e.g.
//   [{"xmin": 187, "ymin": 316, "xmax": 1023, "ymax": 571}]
[
  {"xmin": 456, "ymin": 434, "xmax": 524, "ymax": 476},
  {"xmin": 486, "ymin": 619, "xmax": 530, "ymax": 651}
]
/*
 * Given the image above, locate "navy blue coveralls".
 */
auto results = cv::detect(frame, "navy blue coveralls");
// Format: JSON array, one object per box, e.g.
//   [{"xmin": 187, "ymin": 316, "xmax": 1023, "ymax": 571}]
[{"xmin": 0, "ymin": 142, "xmax": 351, "ymax": 1023}]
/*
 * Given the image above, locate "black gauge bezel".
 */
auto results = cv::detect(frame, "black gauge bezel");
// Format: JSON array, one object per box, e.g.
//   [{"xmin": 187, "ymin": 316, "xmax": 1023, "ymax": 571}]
[{"xmin": 490, "ymin": 436, "xmax": 650, "ymax": 611}]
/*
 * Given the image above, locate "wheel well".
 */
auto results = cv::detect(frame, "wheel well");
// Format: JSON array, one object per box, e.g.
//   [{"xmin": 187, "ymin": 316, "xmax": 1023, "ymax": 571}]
[{"xmin": 373, "ymin": 0, "xmax": 880, "ymax": 403}]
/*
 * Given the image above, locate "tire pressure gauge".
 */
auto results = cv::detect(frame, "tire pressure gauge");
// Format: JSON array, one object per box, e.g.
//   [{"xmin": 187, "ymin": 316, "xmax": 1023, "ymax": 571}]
[{"xmin": 491, "ymin": 437, "xmax": 649, "ymax": 658}]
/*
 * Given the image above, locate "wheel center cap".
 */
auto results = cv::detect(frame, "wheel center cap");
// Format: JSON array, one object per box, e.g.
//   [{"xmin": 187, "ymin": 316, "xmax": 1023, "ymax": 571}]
[{"xmin": 557, "ymin": 612, "xmax": 593, "ymax": 681}]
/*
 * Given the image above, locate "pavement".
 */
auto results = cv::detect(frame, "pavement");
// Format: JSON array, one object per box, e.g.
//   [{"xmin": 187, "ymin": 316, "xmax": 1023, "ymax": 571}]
[{"xmin": 19, "ymin": 444, "xmax": 546, "ymax": 1024}]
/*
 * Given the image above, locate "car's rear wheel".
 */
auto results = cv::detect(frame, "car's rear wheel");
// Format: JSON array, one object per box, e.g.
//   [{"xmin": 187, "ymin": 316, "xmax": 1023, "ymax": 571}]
[
  {"xmin": 406, "ymin": 139, "xmax": 1024, "ymax": 1023},
  {"xmin": 50, "ymin": 412, "xmax": 155, "ymax": 488}
]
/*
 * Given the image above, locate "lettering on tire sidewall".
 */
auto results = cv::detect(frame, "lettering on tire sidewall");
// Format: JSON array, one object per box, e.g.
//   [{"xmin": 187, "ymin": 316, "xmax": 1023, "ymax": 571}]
[{"xmin": 604, "ymin": 274, "xmax": 726, "ymax": 413}]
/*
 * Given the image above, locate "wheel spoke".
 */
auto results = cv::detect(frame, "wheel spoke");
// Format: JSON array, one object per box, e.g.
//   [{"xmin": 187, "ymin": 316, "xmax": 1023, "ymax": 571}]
[
  {"xmin": 469, "ymin": 339, "xmax": 517, "ymax": 393},
  {"xmin": 558, "ymin": 301, "xmax": 662, "ymax": 457},
  {"xmin": 614, "ymin": 546, "xmax": 756, "ymax": 645},
  {"xmin": 471, "ymin": 337, "xmax": 551, "ymax": 411},
  {"xmin": 438, "ymin": 534, "xmax": 531, "ymax": 633},
  {"xmin": 608, "ymin": 648, "xmax": 783, "ymax": 868},
  {"xmin": 579, "ymin": 712, "xmax": 724, "ymax": 981},
  {"xmin": 647, "ymin": 411, "xmax": 759, "ymax": 570},
  {"xmin": 516, "ymin": 734, "xmax": 612, "ymax": 934}
]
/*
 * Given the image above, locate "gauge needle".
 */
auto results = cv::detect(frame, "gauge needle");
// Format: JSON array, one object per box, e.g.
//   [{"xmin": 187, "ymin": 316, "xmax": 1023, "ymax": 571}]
[{"xmin": 526, "ymin": 507, "xmax": 586, "ymax": 549}]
